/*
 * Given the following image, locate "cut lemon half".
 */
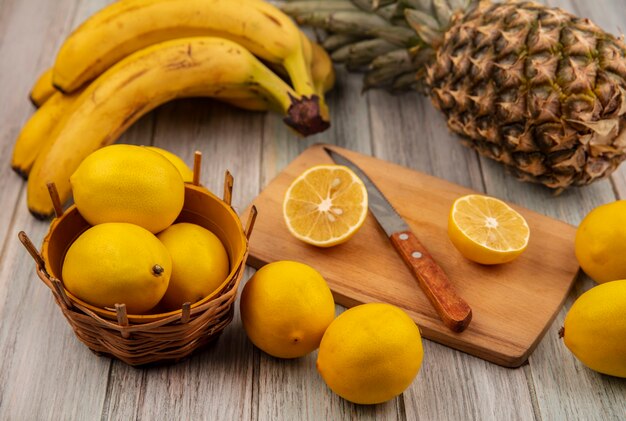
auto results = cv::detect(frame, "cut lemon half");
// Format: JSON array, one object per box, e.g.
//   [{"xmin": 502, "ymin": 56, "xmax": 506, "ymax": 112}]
[
  {"xmin": 448, "ymin": 194, "xmax": 530, "ymax": 265},
  {"xmin": 283, "ymin": 165, "xmax": 368, "ymax": 247}
]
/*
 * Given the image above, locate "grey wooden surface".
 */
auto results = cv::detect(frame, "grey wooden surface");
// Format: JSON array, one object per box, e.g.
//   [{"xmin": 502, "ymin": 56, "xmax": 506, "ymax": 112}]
[{"xmin": 1, "ymin": 0, "xmax": 625, "ymax": 420}]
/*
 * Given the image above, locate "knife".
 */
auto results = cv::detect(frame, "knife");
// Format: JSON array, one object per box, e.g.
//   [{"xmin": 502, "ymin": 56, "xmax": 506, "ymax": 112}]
[{"xmin": 324, "ymin": 147, "xmax": 472, "ymax": 333}]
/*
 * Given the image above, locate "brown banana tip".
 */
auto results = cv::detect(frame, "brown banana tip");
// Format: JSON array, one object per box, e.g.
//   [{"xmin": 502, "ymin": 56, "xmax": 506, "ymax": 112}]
[
  {"xmin": 283, "ymin": 93, "xmax": 330, "ymax": 136},
  {"xmin": 558, "ymin": 326, "xmax": 565, "ymax": 338},
  {"xmin": 11, "ymin": 166, "xmax": 28, "ymax": 180},
  {"xmin": 28, "ymin": 208, "xmax": 53, "ymax": 221}
]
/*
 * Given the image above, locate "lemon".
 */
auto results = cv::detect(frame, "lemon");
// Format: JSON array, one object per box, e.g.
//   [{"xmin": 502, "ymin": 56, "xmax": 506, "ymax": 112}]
[
  {"xmin": 448, "ymin": 194, "xmax": 530, "ymax": 265},
  {"xmin": 562, "ymin": 280, "xmax": 626, "ymax": 378},
  {"xmin": 145, "ymin": 146, "xmax": 193, "ymax": 182},
  {"xmin": 62, "ymin": 223, "xmax": 172, "ymax": 314},
  {"xmin": 317, "ymin": 303, "xmax": 423, "ymax": 404},
  {"xmin": 240, "ymin": 261, "xmax": 335, "ymax": 358},
  {"xmin": 575, "ymin": 200, "xmax": 626, "ymax": 283},
  {"xmin": 156, "ymin": 223, "xmax": 229, "ymax": 311},
  {"xmin": 283, "ymin": 165, "xmax": 368, "ymax": 247},
  {"xmin": 70, "ymin": 144, "xmax": 185, "ymax": 234}
]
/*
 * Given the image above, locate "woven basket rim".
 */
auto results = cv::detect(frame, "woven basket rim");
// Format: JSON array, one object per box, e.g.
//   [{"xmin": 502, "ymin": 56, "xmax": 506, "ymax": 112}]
[
  {"xmin": 34, "ymin": 253, "xmax": 247, "ymax": 330},
  {"xmin": 18, "ymin": 160, "xmax": 258, "ymax": 365},
  {"xmin": 39, "ymin": 183, "xmax": 249, "ymax": 324}
]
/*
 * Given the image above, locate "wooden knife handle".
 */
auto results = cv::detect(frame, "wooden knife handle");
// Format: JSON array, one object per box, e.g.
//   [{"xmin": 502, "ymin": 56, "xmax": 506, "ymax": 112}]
[{"xmin": 390, "ymin": 230, "xmax": 472, "ymax": 333}]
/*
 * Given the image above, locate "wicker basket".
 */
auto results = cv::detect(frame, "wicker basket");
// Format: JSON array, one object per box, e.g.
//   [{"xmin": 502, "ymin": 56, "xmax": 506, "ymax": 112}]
[{"xmin": 19, "ymin": 152, "xmax": 257, "ymax": 366}]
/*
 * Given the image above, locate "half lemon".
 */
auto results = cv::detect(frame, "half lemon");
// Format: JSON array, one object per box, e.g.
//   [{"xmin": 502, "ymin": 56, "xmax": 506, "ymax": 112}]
[
  {"xmin": 448, "ymin": 194, "xmax": 530, "ymax": 265},
  {"xmin": 283, "ymin": 165, "xmax": 368, "ymax": 247}
]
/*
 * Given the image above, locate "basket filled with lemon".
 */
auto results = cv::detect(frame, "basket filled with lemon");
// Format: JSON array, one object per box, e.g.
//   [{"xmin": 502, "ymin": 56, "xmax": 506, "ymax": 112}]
[{"xmin": 19, "ymin": 144, "xmax": 256, "ymax": 366}]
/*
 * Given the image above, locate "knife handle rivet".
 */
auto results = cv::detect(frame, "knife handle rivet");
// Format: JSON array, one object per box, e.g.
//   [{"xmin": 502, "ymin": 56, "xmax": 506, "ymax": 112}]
[
  {"xmin": 399, "ymin": 233, "xmax": 409, "ymax": 241},
  {"xmin": 411, "ymin": 251, "xmax": 423, "ymax": 259}
]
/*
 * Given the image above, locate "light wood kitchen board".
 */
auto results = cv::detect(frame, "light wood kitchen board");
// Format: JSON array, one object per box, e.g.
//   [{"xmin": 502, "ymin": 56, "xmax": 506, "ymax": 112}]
[{"xmin": 247, "ymin": 144, "xmax": 580, "ymax": 367}]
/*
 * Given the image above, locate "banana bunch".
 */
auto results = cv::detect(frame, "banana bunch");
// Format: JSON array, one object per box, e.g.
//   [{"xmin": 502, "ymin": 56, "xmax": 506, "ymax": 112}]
[{"xmin": 13, "ymin": 0, "xmax": 335, "ymax": 219}]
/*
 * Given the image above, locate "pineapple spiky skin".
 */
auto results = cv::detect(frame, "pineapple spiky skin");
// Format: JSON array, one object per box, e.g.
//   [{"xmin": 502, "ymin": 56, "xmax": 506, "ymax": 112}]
[
  {"xmin": 284, "ymin": 0, "xmax": 626, "ymax": 191},
  {"xmin": 427, "ymin": 1, "xmax": 626, "ymax": 189}
]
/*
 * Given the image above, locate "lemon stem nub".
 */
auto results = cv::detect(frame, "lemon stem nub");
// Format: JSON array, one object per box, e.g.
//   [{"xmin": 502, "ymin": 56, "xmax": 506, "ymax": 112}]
[
  {"xmin": 152, "ymin": 264, "xmax": 164, "ymax": 276},
  {"xmin": 558, "ymin": 326, "xmax": 565, "ymax": 339}
]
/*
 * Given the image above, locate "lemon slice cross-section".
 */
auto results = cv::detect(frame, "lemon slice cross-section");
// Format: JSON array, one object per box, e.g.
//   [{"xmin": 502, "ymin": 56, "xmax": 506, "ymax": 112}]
[
  {"xmin": 283, "ymin": 165, "xmax": 368, "ymax": 247},
  {"xmin": 448, "ymin": 194, "xmax": 530, "ymax": 264}
]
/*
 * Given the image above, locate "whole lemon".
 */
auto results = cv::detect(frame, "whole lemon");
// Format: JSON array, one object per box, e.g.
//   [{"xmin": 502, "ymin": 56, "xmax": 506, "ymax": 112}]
[
  {"xmin": 240, "ymin": 261, "xmax": 335, "ymax": 358},
  {"xmin": 575, "ymin": 201, "xmax": 626, "ymax": 283},
  {"xmin": 145, "ymin": 146, "xmax": 193, "ymax": 182},
  {"xmin": 156, "ymin": 223, "xmax": 229, "ymax": 311},
  {"xmin": 317, "ymin": 303, "xmax": 424, "ymax": 404},
  {"xmin": 562, "ymin": 280, "xmax": 626, "ymax": 378},
  {"xmin": 70, "ymin": 144, "xmax": 185, "ymax": 233},
  {"xmin": 62, "ymin": 223, "xmax": 172, "ymax": 314}
]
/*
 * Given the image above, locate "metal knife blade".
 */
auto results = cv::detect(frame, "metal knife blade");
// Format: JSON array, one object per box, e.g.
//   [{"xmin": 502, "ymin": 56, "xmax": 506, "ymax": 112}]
[
  {"xmin": 324, "ymin": 147, "xmax": 409, "ymax": 237},
  {"xmin": 324, "ymin": 146, "xmax": 472, "ymax": 333}
]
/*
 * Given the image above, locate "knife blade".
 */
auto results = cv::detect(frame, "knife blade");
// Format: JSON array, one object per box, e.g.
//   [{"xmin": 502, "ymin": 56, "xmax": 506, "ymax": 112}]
[{"xmin": 324, "ymin": 147, "xmax": 472, "ymax": 333}]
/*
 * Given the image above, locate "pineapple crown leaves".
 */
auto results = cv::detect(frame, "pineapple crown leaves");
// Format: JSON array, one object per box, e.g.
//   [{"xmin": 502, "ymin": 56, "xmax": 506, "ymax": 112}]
[
  {"xmin": 280, "ymin": 0, "xmax": 479, "ymax": 90},
  {"xmin": 284, "ymin": 0, "xmax": 626, "ymax": 189},
  {"xmin": 403, "ymin": 0, "xmax": 478, "ymax": 48}
]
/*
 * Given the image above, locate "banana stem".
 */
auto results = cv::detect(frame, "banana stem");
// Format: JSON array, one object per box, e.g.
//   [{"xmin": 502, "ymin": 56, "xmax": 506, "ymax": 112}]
[
  {"xmin": 282, "ymin": 49, "xmax": 316, "ymax": 97},
  {"xmin": 252, "ymin": 60, "xmax": 329, "ymax": 135}
]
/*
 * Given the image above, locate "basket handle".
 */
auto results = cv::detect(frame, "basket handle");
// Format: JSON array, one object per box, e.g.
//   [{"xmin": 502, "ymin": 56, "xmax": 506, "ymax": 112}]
[
  {"xmin": 18, "ymin": 231, "xmax": 46, "ymax": 270},
  {"xmin": 47, "ymin": 182, "xmax": 64, "ymax": 218},
  {"xmin": 244, "ymin": 206, "xmax": 258, "ymax": 241},
  {"xmin": 181, "ymin": 302, "xmax": 191, "ymax": 324},
  {"xmin": 223, "ymin": 170, "xmax": 234, "ymax": 206},
  {"xmin": 192, "ymin": 151, "xmax": 202, "ymax": 186},
  {"xmin": 18, "ymin": 231, "xmax": 74, "ymax": 310},
  {"xmin": 115, "ymin": 304, "xmax": 131, "ymax": 338},
  {"xmin": 191, "ymin": 152, "xmax": 235, "ymax": 207}
]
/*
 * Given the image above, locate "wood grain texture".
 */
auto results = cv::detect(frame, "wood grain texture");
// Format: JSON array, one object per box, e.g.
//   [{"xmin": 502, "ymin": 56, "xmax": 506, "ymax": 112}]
[
  {"xmin": 102, "ymin": 100, "xmax": 262, "ymax": 421},
  {"xmin": 390, "ymin": 231, "xmax": 472, "ymax": 333},
  {"xmin": 613, "ymin": 167, "xmax": 626, "ymax": 199},
  {"xmin": 0, "ymin": 1, "xmax": 115, "ymax": 420},
  {"xmin": 0, "ymin": 0, "xmax": 78, "ymax": 256},
  {"xmin": 249, "ymin": 145, "xmax": 579, "ymax": 367},
  {"xmin": 256, "ymin": 70, "xmax": 402, "ymax": 420},
  {"xmin": 368, "ymin": 90, "xmax": 485, "ymax": 190},
  {"xmin": 0, "ymin": 197, "xmax": 110, "ymax": 421},
  {"xmin": 367, "ymin": 90, "xmax": 536, "ymax": 421},
  {"xmin": 260, "ymin": 67, "xmax": 373, "ymax": 188},
  {"xmin": 498, "ymin": 1, "xmax": 626, "ymax": 420},
  {"xmin": 1, "ymin": 0, "xmax": 626, "ymax": 419},
  {"xmin": 255, "ymin": 305, "xmax": 404, "ymax": 421}
]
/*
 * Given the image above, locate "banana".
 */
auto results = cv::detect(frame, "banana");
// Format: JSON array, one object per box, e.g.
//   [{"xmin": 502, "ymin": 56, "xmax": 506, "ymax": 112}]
[
  {"xmin": 229, "ymin": 39, "xmax": 335, "ymax": 113},
  {"xmin": 53, "ymin": 0, "xmax": 317, "ymax": 102},
  {"xmin": 15, "ymin": 39, "xmax": 334, "ymax": 181},
  {"xmin": 219, "ymin": 96, "xmax": 274, "ymax": 112},
  {"xmin": 310, "ymin": 41, "xmax": 335, "ymax": 121},
  {"xmin": 14, "ymin": 87, "xmax": 270, "ymax": 182},
  {"xmin": 29, "ymin": 68, "xmax": 57, "ymax": 107},
  {"xmin": 27, "ymin": 37, "xmax": 328, "ymax": 218},
  {"xmin": 313, "ymin": 42, "xmax": 336, "ymax": 94},
  {"xmin": 12, "ymin": 90, "xmax": 81, "ymax": 178}
]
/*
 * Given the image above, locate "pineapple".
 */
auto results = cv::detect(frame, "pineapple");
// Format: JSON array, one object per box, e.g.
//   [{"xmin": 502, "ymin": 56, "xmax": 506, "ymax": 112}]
[{"xmin": 282, "ymin": 0, "xmax": 626, "ymax": 190}]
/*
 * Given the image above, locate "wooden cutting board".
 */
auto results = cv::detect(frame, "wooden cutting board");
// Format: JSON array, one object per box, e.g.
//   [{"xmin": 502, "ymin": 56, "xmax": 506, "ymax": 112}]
[{"xmin": 246, "ymin": 144, "xmax": 579, "ymax": 367}]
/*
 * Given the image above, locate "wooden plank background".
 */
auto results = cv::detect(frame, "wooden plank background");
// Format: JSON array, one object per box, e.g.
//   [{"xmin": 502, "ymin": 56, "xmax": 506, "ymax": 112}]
[{"xmin": 0, "ymin": 0, "xmax": 625, "ymax": 419}]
